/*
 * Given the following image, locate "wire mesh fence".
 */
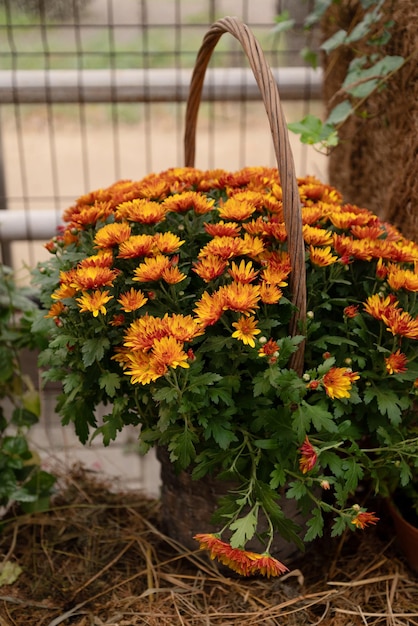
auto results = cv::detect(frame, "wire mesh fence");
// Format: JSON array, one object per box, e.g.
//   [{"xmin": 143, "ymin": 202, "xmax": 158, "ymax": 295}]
[
  {"xmin": 0, "ymin": 0, "xmax": 325, "ymax": 270},
  {"xmin": 0, "ymin": 0, "xmax": 327, "ymax": 489}
]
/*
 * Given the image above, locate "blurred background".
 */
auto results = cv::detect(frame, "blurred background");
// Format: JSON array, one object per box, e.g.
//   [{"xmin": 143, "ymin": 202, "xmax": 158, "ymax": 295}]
[{"xmin": 0, "ymin": 0, "xmax": 326, "ymax": 491}]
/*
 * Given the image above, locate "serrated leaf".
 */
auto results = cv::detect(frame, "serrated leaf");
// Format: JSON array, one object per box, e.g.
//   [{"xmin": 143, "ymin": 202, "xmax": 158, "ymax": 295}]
[
  {"xmin": 304, "ymin": 507, "xmax": 324, "ymax": 541},
  {"xmin": 205, "ymin": 421, "xmax": 237, "ymax": 450},
  {"xmin": 229, "ymin": 509, "xmax": 258, "ymax": 548},
  {"xmin": 331, "ymin": 515, "xmax": 348, "ymax": 537},
  {"xmin": 81, "ymin": 337, "xmax": 110, "ymax": 367},
  {"xmin": 98, "ymin": 372, "xmax": 121, "ymax": 397},
  {"xmin": 286, "ymin": 480, "xmax": 308, "ymax": 500}
]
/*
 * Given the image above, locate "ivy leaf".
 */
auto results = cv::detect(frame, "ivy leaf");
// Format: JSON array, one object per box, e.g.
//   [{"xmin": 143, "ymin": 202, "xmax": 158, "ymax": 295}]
[
  {"xmin": 229, "ymin": 509, "xmax": 258, "ymax": 548},
  {"xmin": 304, "ymin": 507, "xmax": 324, "ymax": 541},
  {"xmin": 273, "ymin": 10, "xmax": 295, "ymax": 34},
  {"xmin": 326, "ymin": 100, "xmax": 354, "ymax": 125},
  {"xmin": 321, "ymin": 29, "xmax": 347, "ymax": 54}
]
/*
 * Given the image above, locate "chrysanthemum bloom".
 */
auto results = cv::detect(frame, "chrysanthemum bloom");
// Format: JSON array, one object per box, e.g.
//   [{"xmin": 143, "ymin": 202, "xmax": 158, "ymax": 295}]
[
  {"xmin": 115, "ymin": 198, "xmax": 167, "ymax": 224},
  {"xmin": 343, "ymin": 305, "xmax": 359, "ymax": 318},
  {"xmin": 69, "ymin": 265, "xmax": 119, "ymax": 291},
  {"xmin": 228, "ymin": 260, "xmax": 259, "ymax": 283},
  {"xmin": 231, "ymin": 315, "xmax": 261, "ymax": 347},
  {"xmin": 204, "ymin": 220, "xmax": 241, "ymax": 237},
  {"xmin": 117, "ymin": 234, "xmax": 155, "ymax": 259},
  {"xmin": 322, "ymin": 367, "xmax": 359, "ymax": 399},
  {"xmin": 385, "ymin": 349, "xmax": 408, "ymax": 374},
  {"xmin": 153, "ymin": 232, "xmax": 184, "ymax": 254},
  {"xmin": 299, "ymin": 436, "xmax": 317, "ymax": 474},
  {"xmin": 199, "ymin": 236, "xmax": 246, "ymax": 260},
  {"xmin": 220, "ymin": 282, "xmax": 261, "ymax": 315},
  {"xmin": 218, "ymin": 197, "xmax": 256, "ymax": 221},
  {"xmin": 76, "ymin": 290, "xmax": 113, "ymax": 317},
  {"xmin": 133, "ymin": 255, "xmax": 171, "ymax": 282},
  {"xmin": 192, "ymin": 255, "xmax": 228, "ymax": 282},
  {"xmin": 258, "ymin": 338, "xmax": 280, "ymax": 358},
  {"xmin": 302, "ymin": 224, "xmax": 333, "ymax": 246},
  {"xmin": 117, "ymin": 288, "xmax": 148, "ymax": 313},
  {"xmin": 94, "ymin": 222, "xmax": 132, "ymax": 248},
  {"xmin": 309, "ymin": 245, "xmax": 338, "ymax": 267},
  {"xmin": 351, "ymin": 511, "xmax": 379, "ymax": 529},
  {"xmin": 193, "ymin": 534, "xmax": 288, "ymax": 577},
  {"xmin": 162, "ymin": 190, "xmax": 215, "ymax": 215},
  {"xmin": 193, "ymin": 290, "xmax": 226, "ymax": 327},
  {"xmin": 259, "ymin": 282, "xmax": 283, "ymax": 304},
  {"xmin": 45, "ymin": 301, "xmax": 66, "ymax": 319}
]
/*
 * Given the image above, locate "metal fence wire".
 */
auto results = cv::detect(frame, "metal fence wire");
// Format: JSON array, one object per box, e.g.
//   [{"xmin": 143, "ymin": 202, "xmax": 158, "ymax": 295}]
[{"xmin": 0, "ymin": 0, "xmax": 325, "ymax": 269}]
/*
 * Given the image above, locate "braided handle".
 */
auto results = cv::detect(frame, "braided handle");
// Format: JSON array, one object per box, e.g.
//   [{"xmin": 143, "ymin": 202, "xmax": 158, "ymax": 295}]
[{"xmin": 184, "ymin": 16, "xmax": 306, "ymax": 373}]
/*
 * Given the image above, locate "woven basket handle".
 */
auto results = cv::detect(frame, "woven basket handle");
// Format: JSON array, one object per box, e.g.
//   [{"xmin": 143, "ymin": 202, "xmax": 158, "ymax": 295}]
[{"xmin": 184, "ymin": 16, "xmax": 306, "ymax": 373}]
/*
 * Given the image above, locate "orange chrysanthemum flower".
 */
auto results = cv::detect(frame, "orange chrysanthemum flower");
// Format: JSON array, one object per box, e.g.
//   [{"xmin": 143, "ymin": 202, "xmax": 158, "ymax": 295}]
[
  {"xmin": 204, "ymin": 220, "xmax": 241, "ymax": 237},
  {"xmin": 231, "ymin": 315, "xmax": 261, "ymax": 347},
  {"xmin": 258, "ymin": 338, "xmax": 280, "ymax": 357},
  {"xmin": 303, "ymin": 224, "xmax": 333, "ymax": 246},
  {"xmin": 218, "ymin": 197, "xmax": 256, "ymax": 221},
  {"xmin": 220, "ymin": 282, "xmax": 260, "ymax": 315},
  {"xmin": 45, "ymin": 301, "xmax": 66, "ymax": 318},
  {"xmin": 343, "ymin": 304, "xmax": 359, "ymax": 318},
  {"xmin": 117, "ymin": 234, "xmax": 155, "ymax": 259},
  {"xmin": 117, "ymin": 288, "xmax": 148, "ymax": 312},
  {"xmin": 94, "ymin": 222, "xmax": 132, "ymax": 248},
  {"xmin": 151, "ymin": 335, "xmax": 190, "ymax": 371},
  {"xmin": 322, "ymin": 367, "xmax": 359, "ymax": 399},
  {"xmin": 193, "ymin": 255, "xmax": 228, "ymax": 282},
  {"xmin": 194, "ymin": 290, "xmax": 226, "ymax": 327},
  {"xmin": 259, "ymin": 282, "xmax": 283, "ymax": 304},
  {"xmin": 76, "ymin": 290, "xmax": 113, "ymax": 317},
  {"xmin": 351, "ymin": 511, "xmax": 379, "ymax": 529},
  {"xmin": 70, "ymin": 266, "xmax": 119, "ymax": 291},
  {"xmin": 309, "ymin": 245, "xmax": 338, "ymax": 267},
  {"xmin": 299, "ymin": 436, "xmax": 318, "ymax": 474},
  {"xmin": 162, "ymin": 191, "xmax": 215, "ymax": 215},
  {"xmin": 228, "ymin": 260, "xmax": 258, "ymax": 283},
  {"xmin": 385, "ymin": 349, "xmax": 408, "ymax": 374},
  {"xmin": 198, "ymin": 236, "xmax": 246, "ymax": 260},
  {"xmin": 194, "ymin": 534, "xmax": 288, "ymax": 577},
  {"xmin": 133, "ymin": 255, "xmax": 171, "ymax": 282},
  {"xmin": 153, "ymin": 232, "xmax": 184, "ymax": 254},
  {"xmin": 387, "ymin": 266, "xmax": 418, "ymax": 292},
  {"xmin": 115, "ymin": 198, "xmax": 167, "ymax": 224},
  {"xmin": 161, "ymin": 266, "xmax": 187, "ymax": 285}
]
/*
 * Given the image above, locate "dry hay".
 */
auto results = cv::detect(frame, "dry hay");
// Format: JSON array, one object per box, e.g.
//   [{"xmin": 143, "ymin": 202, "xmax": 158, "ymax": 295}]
[{"xmin": 0, "ymin": 466, "xmax": 417, "ymax": 626}]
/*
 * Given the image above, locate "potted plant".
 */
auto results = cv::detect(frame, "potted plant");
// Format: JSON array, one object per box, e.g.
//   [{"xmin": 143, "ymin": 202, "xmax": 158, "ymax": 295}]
[
  {"xmin": 0, "ymin": 264, "xmax": 56, "ymax": 516},
  {"xmin": 31, "ymin": 18, "xmax": 418, "ymax": 577}
]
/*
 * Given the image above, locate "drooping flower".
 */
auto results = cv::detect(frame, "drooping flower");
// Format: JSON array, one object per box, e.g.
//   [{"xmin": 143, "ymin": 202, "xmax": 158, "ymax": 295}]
[
  {"xmin": 76, "ymin": 290, "xmax": 113, "ymax": 317},
  {"xmin": 231, "ymin": 315, "xmax": 261, "ymax": 347},
  {"xmin": 322, "ymin": 367, "xmax": 359, "ymax": 399},
  {"xmin": 193, "ymin": 534, "xmax": 288, "ymax": 577},
  {"xmin": 385, "ymin": 349, "xmax": 408, "ymax": 374},
  {"xmin": 299, "ymin": 436, "xmax": 318, "ymax": 474},
  {"xmin": 351, "ymin": 511, "xmax": 379, "ymax": 529}
]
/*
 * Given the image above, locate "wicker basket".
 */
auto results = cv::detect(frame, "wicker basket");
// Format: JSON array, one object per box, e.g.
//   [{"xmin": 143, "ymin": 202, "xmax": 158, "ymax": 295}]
[{"xmin": 157, "ymin": 16, "xmax": 309, "ymax": 562}]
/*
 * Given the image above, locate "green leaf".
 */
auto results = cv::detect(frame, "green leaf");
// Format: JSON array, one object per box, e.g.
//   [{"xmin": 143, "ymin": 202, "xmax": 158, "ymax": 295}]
[
  {"xmin": 229, "ymin": 509, "xmax": 258, "ymax": 548},
  {"xmin": 273, "ymin": 11, "xmax": 295, "ymax": 34},
  {"xmin": 288, "ymin": 115, "xmax": 338, "ymax": 148},
  {"xmin": 270, "ymin": 466, "xmax": 287, "ymax": 489},
  {"xmin": 343, "ymin": 55, "xmax": 404, "ymax": 98},
  {"xmin": 11, "ymin": 407, "xmax": 39, "ymax": 428},
  {"xmin": 363, "ymin": 387, "xmax": 402, "ymax": 425},
  {"xmin": 326, "ymin": 100, "xmax": 354, "ymax": 125},
  {"xmin": 205, "ymin": 421, "xmax": 237, "ymax": 450},
  {"xmin": 342, "ymin": 458, "xmax": 363, "ymax": 493},
  {"xmin": 331, "ymin": 515, "xmax": 348, "ymax": 537},
  {"xmin": 301, "ymin": 47, "xmax": 318, "ymax": 69},
  {"xmin": 321, "ymin": 29, "xmax": 347, "ymax": 54},
  {"xmin": 304, "ymin": 0, "xmax": 334, "ymax": 28},
  {"xmin": 169, "ymin": 429, "xmax": 198, "ymax": 468},
  {"xmin": 81, "ymin": 337, "xmax": 110, "ymax": 367},
  {"xmin": 286, "ymin": 480, "xmax": 308, "ymax": 500},
  {"xmin": 98, "ymin": 372, "xmax": 121, "ymax": 397},
  {"xmin": 304, "ymin": 507, "xmax": 324, "ymax": 541}
]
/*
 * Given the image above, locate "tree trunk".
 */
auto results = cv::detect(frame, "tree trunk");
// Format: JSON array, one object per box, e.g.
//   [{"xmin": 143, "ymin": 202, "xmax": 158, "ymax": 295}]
[{"xmin": 321, "ymin": 0, "xmax": 418, "ymax": 240}]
